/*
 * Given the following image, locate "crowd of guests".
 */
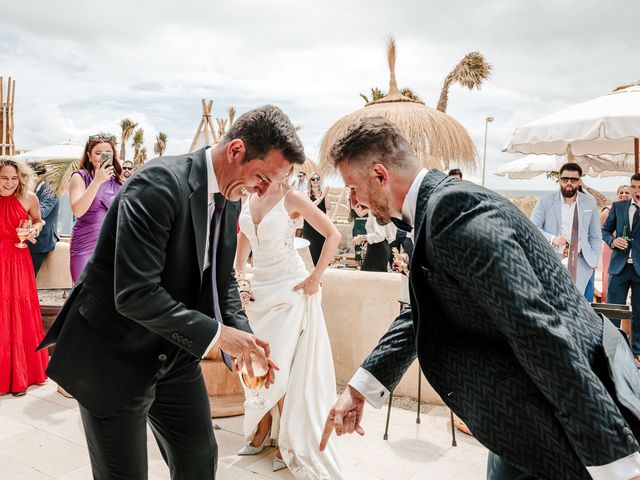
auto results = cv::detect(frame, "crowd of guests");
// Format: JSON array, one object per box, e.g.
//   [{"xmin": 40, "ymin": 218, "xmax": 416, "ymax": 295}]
[{"xmin": 0, "ymin": 133, "xmax": 139, "ymax": 397}]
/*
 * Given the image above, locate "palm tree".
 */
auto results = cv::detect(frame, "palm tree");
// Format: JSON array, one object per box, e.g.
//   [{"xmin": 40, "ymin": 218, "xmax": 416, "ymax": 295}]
[
  {"xmin": 360, "ymin": 86, "xmax": 421, "ymax": 105},
  {"xmin": 436, "ymin": 51, "xmax": 492, "ymax": 113},
  {"xmin": 359, "ymin": 87, "xmax": 385, "ymax": 105},
  {"xmin": 134, "ymin": 147, "xmax": 148, "ymax": 170},
  {"xmin": 131, "ymin": 128, "xmax": 144, "ymax": 163},
  {"xmin": 153, "ymin": 132, "xmax": 168, "ymax": 157},
  {"xmin": 119, "ymin": 118, "xmax": 138, "ymax": 162}
]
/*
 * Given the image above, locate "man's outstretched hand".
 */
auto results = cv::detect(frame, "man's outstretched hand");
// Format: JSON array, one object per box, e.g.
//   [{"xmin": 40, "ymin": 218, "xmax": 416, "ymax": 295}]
[{"xmin": 319, "ymin": 385, "xmax": 366, "ymax": 451}]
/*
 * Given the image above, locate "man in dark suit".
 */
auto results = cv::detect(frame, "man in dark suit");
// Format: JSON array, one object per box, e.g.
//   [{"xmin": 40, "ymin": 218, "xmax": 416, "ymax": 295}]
[
  {"xmin": 602, "ymin": 173, "xmax": 640, "ymax": 369},
  {"xmin": 320, "ymin": 118, "xmax": 640, "ymax": 479},
  {"xmin": 39, "ymin": 105, "xmax": 306, "ymax": 479},
  {"xmin": 28, "ymin": 165, "xmax": 59, "ymax": 275}
]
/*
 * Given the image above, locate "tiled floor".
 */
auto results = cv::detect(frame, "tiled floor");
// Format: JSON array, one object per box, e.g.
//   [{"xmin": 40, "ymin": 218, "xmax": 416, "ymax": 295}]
[{"xmin": 0, "ymin": 381, "xmax": 488, "ymax": 479}]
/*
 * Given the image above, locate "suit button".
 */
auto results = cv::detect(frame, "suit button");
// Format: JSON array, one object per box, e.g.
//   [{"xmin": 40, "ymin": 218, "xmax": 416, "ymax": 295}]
[
  {"xmin": 158, "ymin": 354, "xmax": 167, "ymax": 362},
  {"xmin": 626, "ymin": 433, "xmax": 636, "ymax": 445},
  {"xmin": 182, "ymin": 338, "xmax": 188, "ymax": 345},
  {"xmin": 172, "ymin": 333, "xmax": 179, "ymax": 340},
  {"xmin": 187, "ymin": 341, "xmax": 193, "ymax": 348},
  {"xmin": 421, "ymin": 266, "xmax": 432, "ymax": 278}
]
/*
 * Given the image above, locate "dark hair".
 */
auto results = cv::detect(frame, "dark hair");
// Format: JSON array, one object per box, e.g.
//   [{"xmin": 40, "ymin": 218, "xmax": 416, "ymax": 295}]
[
  {"xmin": 80, "ymin": 134, "xmax": 123, "ymax": 184},
  {"xmin": 559, "ymin": 162, "xmax": 582, "ymax": 177},
  {"xmin": 448, "ymin": 168, "xmax": 462, "ymax": 178},
  {"xmin": 330, "ymin": 117, "xmax": 416, "ymax": 171},
  {"xmin": 221, "ymin": 105, "xmax": 305, "ymax": 166},
  {"xmin": 631, "ymin": 173, "xmax": 640, "ymax": 183}
]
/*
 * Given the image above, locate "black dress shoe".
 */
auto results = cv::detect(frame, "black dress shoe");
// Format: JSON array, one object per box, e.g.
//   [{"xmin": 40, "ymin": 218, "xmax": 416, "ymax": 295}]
[{"xmin": 10, "ymin": 391, "xmax": 26, "ymax": 397}]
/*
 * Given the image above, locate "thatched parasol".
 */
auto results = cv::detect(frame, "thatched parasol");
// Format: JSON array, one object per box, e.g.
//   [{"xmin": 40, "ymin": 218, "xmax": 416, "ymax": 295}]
[
  {"xmin": 319, "ymin": 37, "xmax": 477, "ymax": 175},
  {"xmin": 295, "ymin": 156, "xmax": 320, "ymax": 176}
]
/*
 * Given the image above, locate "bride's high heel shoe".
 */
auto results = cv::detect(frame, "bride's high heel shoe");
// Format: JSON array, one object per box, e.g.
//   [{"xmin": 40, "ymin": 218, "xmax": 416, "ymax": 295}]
[
  {"xmin": 238, "ymin": 428, "xmax": 271, "ymax": 455},
  {"xmin": 272, "ymin": 455, "xmax": 287, "ymax": 472}
]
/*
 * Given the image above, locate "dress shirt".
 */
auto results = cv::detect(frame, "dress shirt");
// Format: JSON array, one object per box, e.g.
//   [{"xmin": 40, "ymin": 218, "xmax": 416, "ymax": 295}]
[
  {"xmin": 349, "ymin": 169, "xmax": 640, "ymax": 479},
  {"xmin": 203, "ymin": 147, "xmax": 222, "ymax": 356},
  {"xmin": 364, "ymin": 214, "xmax": 397, "ymax": 244},
  {"xmin": 627, "ymin": 202, "xmax": 639, "ymax": 263},
  {"xmin": 348, "ymin": 168, "xmax": 426, "ymax": 409}
]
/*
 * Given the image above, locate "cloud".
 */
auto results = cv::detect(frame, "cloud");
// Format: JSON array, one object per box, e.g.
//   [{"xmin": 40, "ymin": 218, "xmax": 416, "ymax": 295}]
[{"xmin": 1, "ymin": 0, "xmax": 639, "ymax": 192}]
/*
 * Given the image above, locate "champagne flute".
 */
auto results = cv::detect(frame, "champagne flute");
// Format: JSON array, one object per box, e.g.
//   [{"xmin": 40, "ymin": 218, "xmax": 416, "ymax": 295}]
[
  {"xmin": 240, "ymin": 359, "xmax": 268, "ymax": 410},
  {"xmin": 15, "ymin": 219, "xmax": 32, "ymax": 249}
]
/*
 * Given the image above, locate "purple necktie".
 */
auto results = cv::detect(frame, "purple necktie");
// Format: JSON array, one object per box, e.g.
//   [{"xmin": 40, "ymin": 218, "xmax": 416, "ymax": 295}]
[{"xmin": 210, "ymin": 192, "xmax": 233, "ymax": 370}]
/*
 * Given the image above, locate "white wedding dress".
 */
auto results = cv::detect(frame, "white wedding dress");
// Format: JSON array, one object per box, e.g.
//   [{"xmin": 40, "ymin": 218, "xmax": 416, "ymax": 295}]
[{"xmin": 238, "ymin": 195, "xmax": 350, "ymax": 480}]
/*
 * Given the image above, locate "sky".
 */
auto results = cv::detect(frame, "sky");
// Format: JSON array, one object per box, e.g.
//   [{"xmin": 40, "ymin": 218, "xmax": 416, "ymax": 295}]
[{"xmin": 1, "ymin": 0, "xmax": 639, "ymax": 192}]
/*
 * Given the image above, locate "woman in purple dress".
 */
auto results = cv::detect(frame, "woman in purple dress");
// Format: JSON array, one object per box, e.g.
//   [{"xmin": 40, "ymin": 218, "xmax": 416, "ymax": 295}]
[{"xmin": 69, "ymin": 134, "xmax": 123, "ymax": 283}]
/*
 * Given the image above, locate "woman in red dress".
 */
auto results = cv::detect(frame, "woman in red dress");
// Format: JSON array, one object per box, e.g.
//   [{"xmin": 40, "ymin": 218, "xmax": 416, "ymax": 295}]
[{"xmin": 0, "ymin": 159, "xmax": 48, "ymax": 396}]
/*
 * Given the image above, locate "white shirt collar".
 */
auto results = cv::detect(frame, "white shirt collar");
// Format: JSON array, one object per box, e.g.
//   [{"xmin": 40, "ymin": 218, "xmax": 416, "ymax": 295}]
[
  {"xmin": 400, "ymin": 168, "xmax": 428, "ymax": 228},
  {"xmin": 205, "ymin": 147, "xmax": 219, "ymax": 196}
]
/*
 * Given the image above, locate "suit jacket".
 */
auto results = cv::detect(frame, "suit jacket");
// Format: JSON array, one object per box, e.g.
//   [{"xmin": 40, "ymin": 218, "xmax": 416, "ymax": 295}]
[
  {"xmin": 530, "ymin": 190, "xmax": 602, "ymax": 292},
  {"xmin": 602, "ymin": 200, "xmax": 640, "ymax": 276},
  {"xmin": 361, "ymin": 170, "xmax": 640, "ymax": 479},
  {"xmin": 28, "ymin": 181, "xmax": 59, "ymax": 254},
  {"xmin": 39, "ymin": 148, "xmax": 251, "ymax": 417}
]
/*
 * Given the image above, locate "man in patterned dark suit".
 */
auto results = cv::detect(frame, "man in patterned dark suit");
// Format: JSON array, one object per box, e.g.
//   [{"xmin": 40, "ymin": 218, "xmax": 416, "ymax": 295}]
[{"xmin": 320, "ymin": 117, "xmax": 640, "ymax": 479}]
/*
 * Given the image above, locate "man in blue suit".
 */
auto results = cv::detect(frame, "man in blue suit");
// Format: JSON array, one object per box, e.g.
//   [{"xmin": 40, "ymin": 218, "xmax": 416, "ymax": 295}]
[
  {"xmin": 28, "ymin": 164, "xmax": 59, "ymax": 275},
  {"xmin": 602, "ymin": 172, "xmax": 640, "ymax": 368},
  {"xmin": 530, "ymin": 163, "xmax": 602, "ymax": 300}
]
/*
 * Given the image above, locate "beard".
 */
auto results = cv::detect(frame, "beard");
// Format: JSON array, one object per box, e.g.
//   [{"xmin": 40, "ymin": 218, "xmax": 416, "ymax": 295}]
[
  {"xmin": 560, "ymin": 186, "xmax": 577, "ymax": 199},
  {"xmin": 366, "ymin": 179, "xmax": 392, "ymax": 225}
]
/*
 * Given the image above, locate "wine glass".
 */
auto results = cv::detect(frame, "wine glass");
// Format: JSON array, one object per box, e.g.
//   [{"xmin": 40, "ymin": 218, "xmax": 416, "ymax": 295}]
[
  {"xmin": 240, "ymin": 359, "xmax": 268, "ymax": 410},
  {"xmin": 15, "ymin": 219, "xmax": 32, "ymax": 249}
]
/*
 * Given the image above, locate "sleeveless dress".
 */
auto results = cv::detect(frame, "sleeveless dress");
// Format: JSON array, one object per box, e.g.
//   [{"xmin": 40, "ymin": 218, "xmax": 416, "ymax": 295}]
[
  {"xmin": 69, "ymin": 170, "xmax": 120, "ymax": 282},
  {"xmin": 0, "ymin": 194, "xmax": 49, "ymax": 394},
  {"xmin": 239, "ymin": 195, "xmax": 350, "ymax": 480},
  {"xmin": 302, "ymin": 196, "xmax": 326, "ymax": 266}
]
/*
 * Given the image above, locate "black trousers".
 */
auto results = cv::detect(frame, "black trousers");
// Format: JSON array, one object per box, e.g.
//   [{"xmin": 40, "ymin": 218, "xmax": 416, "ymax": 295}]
[
  {"xmin": 79, "ymin": 349, "xmax": 217, "ymax": 480},
  {"xmin": 487, "ymin": 452, "xmax": 536, "ymax": 479},
  {"xmin": 607, "ymin": 263, "xmax": 640, "ymax": 355},
  {"xmin": 30, "ymin": 252, "xmax": 47, "ymax": 276}
]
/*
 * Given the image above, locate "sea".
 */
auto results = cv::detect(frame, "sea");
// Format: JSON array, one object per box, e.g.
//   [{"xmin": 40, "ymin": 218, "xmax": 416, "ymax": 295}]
[{"xmin": 494, "ymin": 189, "xmax": 616, "ymax": 199}]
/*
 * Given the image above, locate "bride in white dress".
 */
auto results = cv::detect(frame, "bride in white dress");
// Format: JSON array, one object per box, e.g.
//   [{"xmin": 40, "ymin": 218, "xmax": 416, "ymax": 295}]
[{"xmin": 234, "ymin": 180, "xmax": 350, "ymax": 479}]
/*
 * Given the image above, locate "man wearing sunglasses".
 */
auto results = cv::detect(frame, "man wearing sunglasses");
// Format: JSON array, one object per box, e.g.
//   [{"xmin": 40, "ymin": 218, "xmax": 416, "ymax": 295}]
[
  {"xmin": 121, "ymin": 160, "xmax": 134, "ymax": 180},
  {"xmin": 530, "ymin": 162, "xmax": 602, "ymax": 300},
  {"xmin": 291, "ymin": 170, "xmax": 307, "ymax": 193}
]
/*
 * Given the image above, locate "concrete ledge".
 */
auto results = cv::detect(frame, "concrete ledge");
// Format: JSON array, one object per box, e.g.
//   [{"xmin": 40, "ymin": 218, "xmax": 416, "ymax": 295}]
[{"xmin": 36, "ymin": 241, "xmax": 73, "ymax": 289}]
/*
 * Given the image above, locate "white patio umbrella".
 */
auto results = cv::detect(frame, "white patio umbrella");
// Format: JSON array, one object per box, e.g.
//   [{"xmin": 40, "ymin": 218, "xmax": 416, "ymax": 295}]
[
  {"xmin": 495, "ymin": 153, "xmax": 634, "ymax": 180},
  {"xmin": 12, "ymin": 143, "xmax": 84, "ymax": 162},
  {"xmin": 504, "ymin": 83, "xmax": 640, "ymax": 172}
]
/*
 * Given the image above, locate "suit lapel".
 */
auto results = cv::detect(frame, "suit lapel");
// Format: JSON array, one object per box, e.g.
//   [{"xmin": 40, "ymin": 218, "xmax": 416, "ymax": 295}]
[
  {"xmin": 411, "ymin": 169, "xmax": 449, "ymax": 271},
  {"xmin": 188, "ymin": 148, "xmax": 209, "ymax": 279},
  {"xmin": 552, "ymin": 194, "xmax": 562, "ymax": 234}
]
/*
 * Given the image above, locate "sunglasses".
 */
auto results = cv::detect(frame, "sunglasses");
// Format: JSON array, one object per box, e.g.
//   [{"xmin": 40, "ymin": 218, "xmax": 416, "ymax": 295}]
[
  {"xmin": 559, "ymin": 177, "xmax": 580, "ymax": 184},
  {"xmin": 88, "ymin": 134, "xmax": 115, "ymax": 142},
  {"xmin": 310, "ymin": 177, "xmax": 320, "ymax": 181},
  {"xmin": 122, "ymin": 167, "xmax": 133, "ymax": 171},
  {"xmin": 298, "ymin": 174, "xmax": 305, "ymax": 178}
]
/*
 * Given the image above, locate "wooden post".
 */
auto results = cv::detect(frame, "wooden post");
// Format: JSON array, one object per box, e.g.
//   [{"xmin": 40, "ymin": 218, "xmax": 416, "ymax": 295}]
[
  {"xmin": 0, "ymin": 77, "xmax": 5, "ymax": 156},
  {"xmin": 0, "ymin": 77, "xmax": 16, "ymax": 156}
]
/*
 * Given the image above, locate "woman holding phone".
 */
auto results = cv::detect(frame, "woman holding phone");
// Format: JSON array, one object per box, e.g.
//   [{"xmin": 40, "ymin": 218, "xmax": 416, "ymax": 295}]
[{"xmin": 69, "ymin": 134, "xmax": 123, "ymax": 282}]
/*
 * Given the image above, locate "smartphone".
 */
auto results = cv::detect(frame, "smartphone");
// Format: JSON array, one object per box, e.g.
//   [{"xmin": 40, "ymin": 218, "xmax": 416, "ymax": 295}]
[{"xmin": 100, "ymin": 152, "xmax": 113, "ymax": 168}]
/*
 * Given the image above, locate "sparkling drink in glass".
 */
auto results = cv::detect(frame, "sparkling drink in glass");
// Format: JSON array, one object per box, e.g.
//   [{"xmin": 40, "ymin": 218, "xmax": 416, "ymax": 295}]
[
  {"xmin": 15, "ymin": 219, "xmax": 32, "ymax": 249},
  {"xmin": 240, "ymin": 361, "xmax": 268, "ymax": 410}
]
